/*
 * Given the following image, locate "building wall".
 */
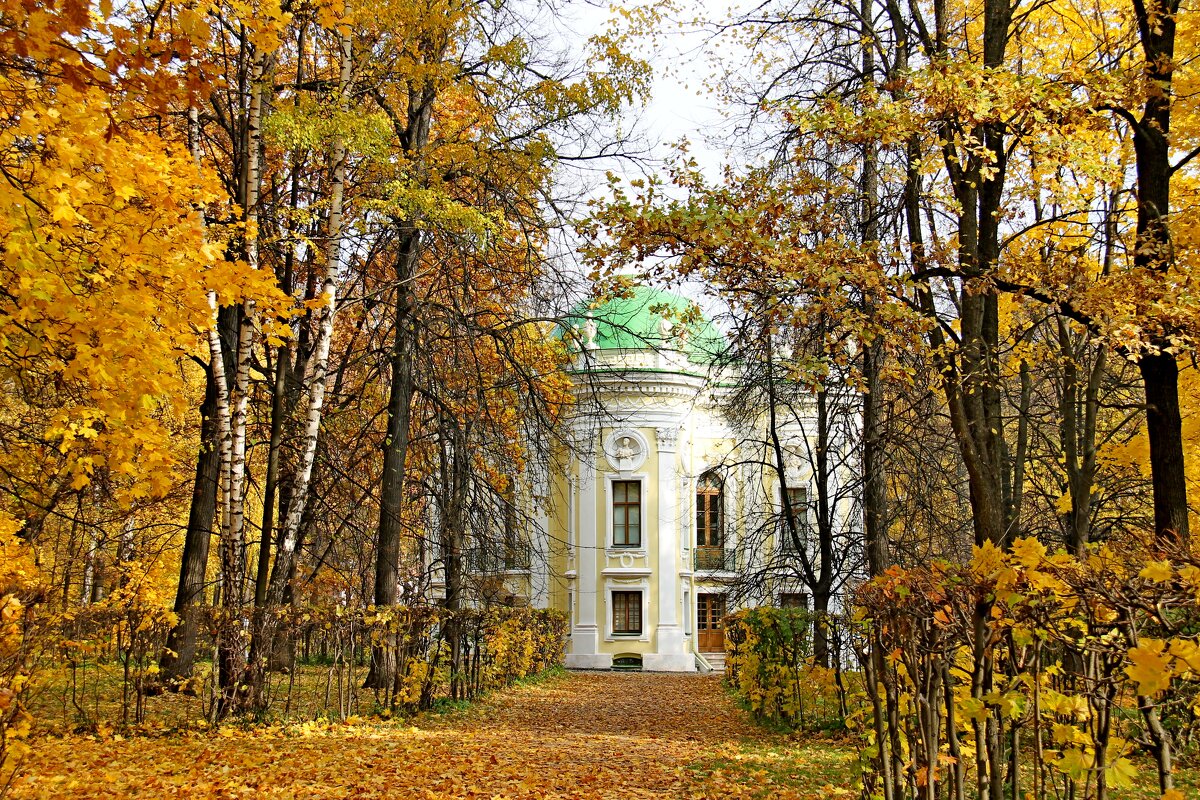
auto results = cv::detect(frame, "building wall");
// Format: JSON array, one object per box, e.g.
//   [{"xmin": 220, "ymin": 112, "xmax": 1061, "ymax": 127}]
[{"xmin": 541, "ymin": 342, "xmax": 858, "ymax": 671}]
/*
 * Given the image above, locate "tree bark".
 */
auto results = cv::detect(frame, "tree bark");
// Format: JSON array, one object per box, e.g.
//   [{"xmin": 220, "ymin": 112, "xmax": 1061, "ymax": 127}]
[
  {"xmin": 216, "ymin": 45, "xmax": 271, "ymax": 718},
  {"xmin": 859, "ymin": 0, "xmax": 889, "ymax": 576},
  {"xmin": 1130, "ymin": 0, "xmax": 1188, "ymax": 546},
  {"xmin": 812, "ymin": 385, "xmax": 835, "ymax": 667},
  {"xmin": 160, "ymin": 308, "xmax": 235, "ymax": 681},
  {"xmin": 364, "ymin": 229, "xmax": 419, "ymax": 690},
  {"xmin": 267, "ymin": 30, "xmax": 351, "ymax": 607},
  {"xmin": 365, "ymin": 79, "xmax": 436, "ymax": 691}
]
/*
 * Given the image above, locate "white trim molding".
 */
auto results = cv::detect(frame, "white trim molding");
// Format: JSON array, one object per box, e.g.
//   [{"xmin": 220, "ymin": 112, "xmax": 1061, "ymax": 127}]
[{"xmin": 604, "ymin": 582, "xmax": 651, "ymax": 643}]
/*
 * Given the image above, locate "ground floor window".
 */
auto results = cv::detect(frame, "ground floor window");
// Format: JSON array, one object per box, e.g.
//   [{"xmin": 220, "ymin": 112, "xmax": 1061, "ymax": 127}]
[
  {"xmin": 612, "ymin": 591, "xmax": 642, "ymax": 635},
  {"xmin": 778, "ymin": 592, "xmax": 809, "ymax": 609}
]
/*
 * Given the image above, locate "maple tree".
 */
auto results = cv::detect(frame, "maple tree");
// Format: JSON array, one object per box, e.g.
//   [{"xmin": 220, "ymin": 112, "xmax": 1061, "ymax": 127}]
[
  {"xmin": 580, "ymin": 0, "xmax": 1200, "ymax": 796},
  {"xmin": 5, "ymin": 0, "xmax": 1200, "ymax": 795}
]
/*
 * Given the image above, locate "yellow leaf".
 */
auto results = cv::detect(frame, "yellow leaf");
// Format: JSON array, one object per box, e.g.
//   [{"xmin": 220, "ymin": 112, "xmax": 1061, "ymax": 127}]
[
  {"xmin": 1168, "ymin": 640, "xmax": 1200, "ymax": 674},
  {"xmin": 1126, "ymin": 639, "xmax": 1173, "ymax": 696},
  {"xmin": 1139, "ymin": 560, "xmax": 1173, "ymax": 582},
  {"xmin": 1011, "ymin": 537, "xmax": 1046, "ymax": 569},
  {"xmin": 971, "ymin": 540, "xmax": 1004, "ymax": 578},
  {"xmin": 1105, "ymin": 757, "xmax": 1137, "ymax": 789}
]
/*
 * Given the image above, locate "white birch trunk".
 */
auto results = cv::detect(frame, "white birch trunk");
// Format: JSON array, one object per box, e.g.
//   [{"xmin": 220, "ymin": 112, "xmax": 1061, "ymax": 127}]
[
  {"xmin": 268, "ymin": 32, "xmax": 352, "ymax": 604},
  {"xmin": 81, "ymin": 524, "xmax": 97, "ymax": 604},
  {"xmin": 118, "ymin": 515, "xmax": 136, "ymax": 565},
  {"xmin": 207, "ymin": 290, "xmax": 234, "ymax": 539},
  {"xmin": 223, "ymin": 48, "xmax": 269, "ymax": 610}
]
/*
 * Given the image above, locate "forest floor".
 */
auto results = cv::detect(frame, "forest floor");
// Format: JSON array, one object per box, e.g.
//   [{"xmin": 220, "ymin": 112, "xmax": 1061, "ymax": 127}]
[{"xmin": 13, "ymin": 670, "xmax": 857, "ymax": 799}]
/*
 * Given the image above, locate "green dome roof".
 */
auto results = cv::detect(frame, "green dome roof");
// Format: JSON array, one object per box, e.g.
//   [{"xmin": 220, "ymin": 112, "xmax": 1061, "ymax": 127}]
[{"xmin": 562, "ymin": 286, "xmax": 725, "ymax": 365}]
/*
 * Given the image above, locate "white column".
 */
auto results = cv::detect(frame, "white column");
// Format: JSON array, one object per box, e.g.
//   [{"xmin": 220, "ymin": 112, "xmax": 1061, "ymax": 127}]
[
  {"xmin": 565, "ymin": 456, "xmax": 609, "ymax": 668},
  {"xmin": 646, "ymin": 424, "xmax": 693, "ymax": 671},
  {"xmin": 530, "ymin": 476, "xmax": 550, "ymax": 609}
]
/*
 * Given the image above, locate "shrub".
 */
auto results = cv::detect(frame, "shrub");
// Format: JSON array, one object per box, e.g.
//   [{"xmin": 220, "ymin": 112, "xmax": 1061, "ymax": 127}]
[
  {"xmin": 853, "ymin": 537, "xmax": 1200, "ymax": 800},
  {"xmin": 0, "ymin": 518, "xmax": 44, "ymax": 793},
  {"xmin": 725, "ymin": 606, "xmax": 852, "ymax": 730}
]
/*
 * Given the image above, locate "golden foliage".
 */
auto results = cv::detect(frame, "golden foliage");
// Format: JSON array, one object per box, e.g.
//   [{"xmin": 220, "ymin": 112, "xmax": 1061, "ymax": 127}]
[
  {"xmin": 13, "ymin": 672, "xmax": 856, "ymax": 799},
  {"xmin": 0, "ymin": 522, "xmax": 42, "ymax": 790},
  {"xmin": 852, "ymin": 537, "xmax": 1200, "ymax": 797},
  {"xmin": 726, "ymin": 607, "xmax": 852, "ymax": 731}
]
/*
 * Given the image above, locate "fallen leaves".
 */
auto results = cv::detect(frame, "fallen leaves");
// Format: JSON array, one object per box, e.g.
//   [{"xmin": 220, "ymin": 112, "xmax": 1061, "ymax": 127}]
[{"xmin": 13, "ymin": 672, "xmax": 855, "ymax": 799}]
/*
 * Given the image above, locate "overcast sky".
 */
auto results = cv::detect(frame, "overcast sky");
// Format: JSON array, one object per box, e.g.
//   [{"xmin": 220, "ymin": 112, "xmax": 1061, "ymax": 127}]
[
  {"xmin": 556, "ymin": 0, "xmax": 755, "ymax": 181},
  {"xmin": 543, "ymin": 0, "xmax": 758, "ymax": 308}
]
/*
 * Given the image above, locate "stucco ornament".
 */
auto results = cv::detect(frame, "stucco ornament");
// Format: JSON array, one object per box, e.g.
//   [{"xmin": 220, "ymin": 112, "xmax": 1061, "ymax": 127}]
[{"xmin": 603, "ymin": 429, "xmax": 648, "ymax": 475}]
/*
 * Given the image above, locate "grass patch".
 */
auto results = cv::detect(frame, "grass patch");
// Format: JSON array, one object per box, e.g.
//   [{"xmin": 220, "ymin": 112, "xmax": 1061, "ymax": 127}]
[
  {"xmin": 27, "ymin": 659, "xmax": 572, "ymax": 735},
  {"xmin": 515, "ymin": 663, "xmax": 568, "ymax": 686},
  {"xmin": 690, "ymin": 736, "xmax": 858, "ymax": 799}
]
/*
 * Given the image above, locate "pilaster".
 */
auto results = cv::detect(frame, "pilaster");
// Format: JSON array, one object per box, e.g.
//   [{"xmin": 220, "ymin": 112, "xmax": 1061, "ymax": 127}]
[
  {"xmin": 566, "ymin": 457, "xmax": 609, "ymax": 669},
  {"xmin": 645, "ymin": 424, "xmax": 693, "ymax": 671}
]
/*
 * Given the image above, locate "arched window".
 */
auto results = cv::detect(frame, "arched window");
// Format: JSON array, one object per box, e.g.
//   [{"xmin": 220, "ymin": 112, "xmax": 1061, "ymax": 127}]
[{"xmin": 696, "ymin": 472, "xmax": 724, "ymax": 548}]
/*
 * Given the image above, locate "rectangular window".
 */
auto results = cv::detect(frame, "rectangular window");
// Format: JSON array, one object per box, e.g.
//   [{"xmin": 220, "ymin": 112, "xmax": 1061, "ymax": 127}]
[
  {"xmin": 612, "ymin": 480, "xmax": 641, "ymax": 547},
  {"xmin": 780, "ymin": 486, "xmax": 808, "ymax": 550},
  {"xmin": 779, "ymin": 592, "xmax": 809, "ymax": 609},
  {"xmin": 612, "ymin": 591, "xmax": 642, "ymax": 635}
]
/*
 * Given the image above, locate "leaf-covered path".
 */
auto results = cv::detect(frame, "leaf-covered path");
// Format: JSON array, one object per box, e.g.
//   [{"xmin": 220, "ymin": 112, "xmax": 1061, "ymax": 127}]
[{"xmin": 15, "ymin": 672, "xmax": 855, "ymax": 799}]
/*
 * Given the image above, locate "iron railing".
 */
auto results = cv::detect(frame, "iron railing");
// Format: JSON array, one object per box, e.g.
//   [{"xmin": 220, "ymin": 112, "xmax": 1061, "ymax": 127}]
[{"xmin": 694, "ymin": 546, "xmax": 738, "ymax": 572}]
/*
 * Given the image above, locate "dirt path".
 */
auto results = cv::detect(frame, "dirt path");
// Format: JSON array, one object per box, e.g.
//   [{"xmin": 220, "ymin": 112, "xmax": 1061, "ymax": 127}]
[{"xmin": 14, "ymin": 672, "xmax": 855, "ymax": 799}]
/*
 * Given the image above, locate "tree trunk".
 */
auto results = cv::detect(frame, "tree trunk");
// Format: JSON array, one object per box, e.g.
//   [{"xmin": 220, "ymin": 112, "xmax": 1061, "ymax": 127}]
[
  {"xmin": 267, "ymin": 30, "xmax": 352, "ymax": 607},
  {"xmin": 862, "ymin": 338, "xmax": 889, "ymax": 576},
  {"xmin": 254, "ymin": 18, "xmax": 309, "ymax": 612},
  {"xmin": 1140, "ymin": 351, "xmax": 1189, "ymax": 544},
  {"xmin": 216, "ymin": 46, "xmax": 270, "ymax": 718},
  {"xmin": 364, "ymin": 229, "xmax": 420, "ymax": 691},
  {"xmin": 440, "ymin": 420, "xmax": 470, "ymax": 699},
  {"xmin": 858, "ymin": 5, "xmax": 889, "ymax": 575},
  {"xmin": 162, "ymin": 356, "xmax": 217, "ymax": 678},
  {"xmin": 364, "ymin": 69, "xmax": 437, "ymax": 690},
  {"xmin": 812, "ymin": 385, "xmax": 835, "ymax": 667},
  {"xmin": 1130, "ymin": 0, "xmax": 1189, "ymax": 546}
]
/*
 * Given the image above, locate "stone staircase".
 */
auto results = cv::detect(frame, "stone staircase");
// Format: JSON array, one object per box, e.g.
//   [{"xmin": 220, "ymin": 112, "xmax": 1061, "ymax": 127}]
[{"xmin": 697, "ymin": 651, "xmax": 726, "ymax": 673}]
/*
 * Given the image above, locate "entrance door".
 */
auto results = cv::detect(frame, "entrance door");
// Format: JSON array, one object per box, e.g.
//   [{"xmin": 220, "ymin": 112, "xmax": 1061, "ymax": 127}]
[{"xmin": 696, "ymin": 593, "xmax": 727, "ymax": 652}]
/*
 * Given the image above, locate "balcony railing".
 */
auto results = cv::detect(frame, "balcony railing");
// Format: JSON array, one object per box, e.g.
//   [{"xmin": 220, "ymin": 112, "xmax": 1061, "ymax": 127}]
[
  {"xmin": 776, "ymin": 522, "xmax": 809, "ymax": 554},
  {"xmin": 694, "ymin": 546, "xmax": 738, "ymax": 572},
  {"xmin": 464, "ymin": 542, "xmax": 532, "ymax": 573}
]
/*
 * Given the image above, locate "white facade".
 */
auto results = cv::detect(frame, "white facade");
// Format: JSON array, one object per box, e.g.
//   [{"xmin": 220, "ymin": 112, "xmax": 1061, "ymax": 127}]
[{"xmin": 533, "ymin": 287, "xmax": 856, "ymax": 671}]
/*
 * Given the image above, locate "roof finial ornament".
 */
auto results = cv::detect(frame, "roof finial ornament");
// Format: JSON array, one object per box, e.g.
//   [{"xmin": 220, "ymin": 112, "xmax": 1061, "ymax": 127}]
[
  {"xmin": 658, "ymin": 313, "xmax": 673, "ymax": 341},
  {"xmin": 583, "ymin": 314, "xmax": 598, "ymax": 350}
]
